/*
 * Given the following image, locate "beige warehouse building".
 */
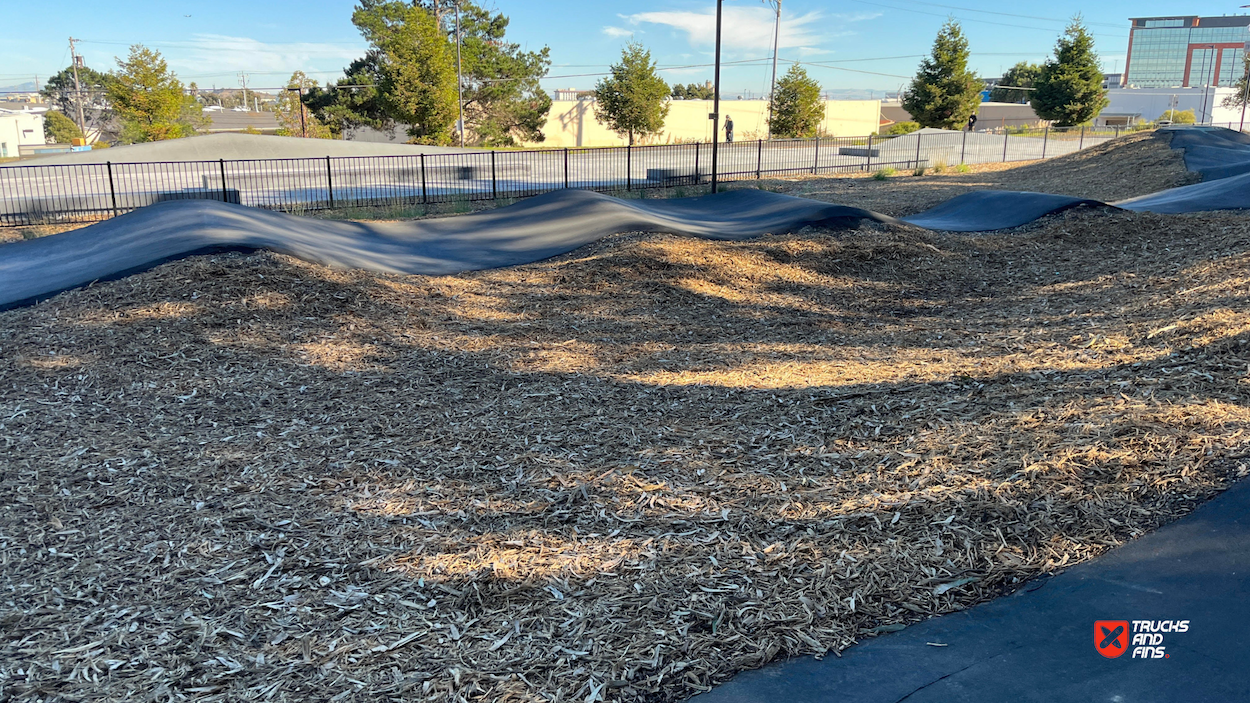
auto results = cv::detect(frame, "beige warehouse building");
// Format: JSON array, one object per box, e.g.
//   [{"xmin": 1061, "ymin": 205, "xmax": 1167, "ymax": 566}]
[{"xmin": 535, "ymin": 99, "xmax": 882, "ymax": 147}]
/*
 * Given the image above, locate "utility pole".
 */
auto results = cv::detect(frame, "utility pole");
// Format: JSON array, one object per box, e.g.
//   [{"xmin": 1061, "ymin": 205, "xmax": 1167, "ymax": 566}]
[
  {"xmin": 1242, "ymin": 38, "xmax": 1250, "ymax": 131},
  {"xmin": 711, "ymin": 0, "xmax": 724, "ymax": 193},
  {"xmin": 68, "ymin": 38, "xmax": 87, "ymax": 139},
  {"xmin": 766, "ymin": 0, "xmax": 781, "ymax": 140},
  {"xmin": 238, "ymin": 72, "xmax": 249, "ymax": 111},
  {"xmin": 455, "ymin": 0, "xmax": 465, "ymax": 147}
]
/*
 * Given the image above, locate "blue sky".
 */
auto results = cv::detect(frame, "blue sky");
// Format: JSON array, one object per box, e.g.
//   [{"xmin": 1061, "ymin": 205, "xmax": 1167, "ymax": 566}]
[{"xmin": 2, "ymin": 1, "xmax": 1246, "ymax": 95}]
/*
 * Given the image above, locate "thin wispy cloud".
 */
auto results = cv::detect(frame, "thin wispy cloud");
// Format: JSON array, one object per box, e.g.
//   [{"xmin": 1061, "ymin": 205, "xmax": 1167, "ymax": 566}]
[
  {"xmin": 601, "ymin": 26, "xmax": 635, "ymax": 38},
  {"xmin": 170, "ymin": 34, "xmax": 364, "ymax": 81},
  {"xmin": 619, "ymin": 7, "xmax": 877, "ymax": 53}
]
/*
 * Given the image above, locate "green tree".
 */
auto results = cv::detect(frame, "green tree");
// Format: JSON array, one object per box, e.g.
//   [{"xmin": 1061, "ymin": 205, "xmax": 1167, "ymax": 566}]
[
  {"xmin": 1030, "ymin": 18, "xmax": 1109, "ymax": 127},
  {"xmin": 768, "ymin": 64, "xmax": 824, "ymax": 137},
  {"xmin": 40, "ymin": 64, "xmax": 114, "ymax": 138},
  {"xmin": 1221, "ymin": 54, "xmax": 1250, "ymax": 109},
  {"xmin": 44, "ymin": 111, "xmax": 84, "ymax": 143},
  {"xmin": 1160, "ymin": 108, "xmax": 1196, "ymax": 124},
  {"xmin": 447, "ymin": 2, "xmax": 552, "ymax": 146},
  {"xmin": 990, "ymin": 61, "xmax": 1041, "ymax": 103},
  {"xmin": 350, "ymin": 1, "xmax": 457, "ymax": 144},
  {"xmin": 671, "ymin": 82, "xmax": 715, "ymax": 100},
  {"xmin": 107, "ymin": 45, "xmax": 207, "ymax": 143},
  {"xmin": 275, "ymin": 71, "xmax": 333, "ymax": 138},
  {"xmin": 305, "ymin": 55, "xmax": 391, "ymax": 138},
  {"xmin": 593, "ymin": 41, "xmax": 670, "ymax": 145},
  {"xmin": 902, "ymin": 19, "xmax": 982, "ymax": 129}
]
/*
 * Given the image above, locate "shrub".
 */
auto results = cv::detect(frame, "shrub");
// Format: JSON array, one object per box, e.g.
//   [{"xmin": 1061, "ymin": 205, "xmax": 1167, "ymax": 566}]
[
  {"xmin": 872, "ymin": 167, "xmax": 897, "ymax": 180},
  {"xmin": 886, "ymin": 121, "xmax": 921, "ymax": 135},
  {"xmin": 954, "ymin": 163, "xmax": 971, "ymax": 173},
  {"xmin": 933, "ymin": 159, "xmax": 948, "ymax": 173},
  {"xmin": 1159, "ymin": 109, "xmax": 1195, "ymax": 124},
  {"xmin": 913, "ymin": 166, "xmax": 927, "ymax": 176}
]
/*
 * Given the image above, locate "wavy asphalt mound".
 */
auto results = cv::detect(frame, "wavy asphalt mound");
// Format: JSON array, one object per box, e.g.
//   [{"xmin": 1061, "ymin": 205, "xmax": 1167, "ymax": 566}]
[
  {"xmin": 1, "ymin": 188, "xmax": 1107, "ymax": 311},
  {"xmin": 4, "ymin": 126, "xmax": 1250, "ymax": 311}
]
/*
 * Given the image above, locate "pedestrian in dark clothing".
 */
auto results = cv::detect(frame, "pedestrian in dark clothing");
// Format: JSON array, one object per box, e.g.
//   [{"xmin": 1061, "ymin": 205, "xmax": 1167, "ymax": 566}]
[
  {"xmin": 725, "ymin": 115, "xmax": 734, "ymax": 142},
  {"xmin": 967, "ymin": 113, "xmax": 978, "ymax": 132}
]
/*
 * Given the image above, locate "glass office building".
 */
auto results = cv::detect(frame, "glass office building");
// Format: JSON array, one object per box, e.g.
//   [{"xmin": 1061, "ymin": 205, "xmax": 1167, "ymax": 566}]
[{"xmin": 1124, "ymin": 16, "xmax": 1250, "ymax": 88}]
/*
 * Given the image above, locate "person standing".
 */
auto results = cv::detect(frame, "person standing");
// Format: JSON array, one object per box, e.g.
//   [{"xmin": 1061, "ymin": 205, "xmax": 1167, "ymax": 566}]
[
  {"xmin": 966, "ymin": 113, "xmax": 978, "ymax": 132},
  {"xmin": 725, "ymin": 115, "xmax": 734, "ymax": 142}
]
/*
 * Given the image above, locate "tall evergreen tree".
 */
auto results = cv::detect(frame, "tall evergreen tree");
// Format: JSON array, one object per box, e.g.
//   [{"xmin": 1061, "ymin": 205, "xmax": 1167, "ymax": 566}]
[
  {"xmin": 351, "ymin": 0, "xmax": 458, "ymax": 144},
  {"xmin": 768, "ymin": 64, "xmax": 824, "ymax": 138},
  {"xmin": 593, "ymin": 42, "xmax": 670, "ymax": 145},
  {"xmin": 107, "ymin": 45, "xmax": 207, "ymax": 143},
  {"xmin": 1030, "ymin": 18, "xmax": 1109, "ymax": 127},
  {"xmin": 901, "ymin": 19, "xmax": 982, "ymax": 130},
  {"xmin": 990, "ymin": 62, "xmax": 1041, "ymax": 103}
]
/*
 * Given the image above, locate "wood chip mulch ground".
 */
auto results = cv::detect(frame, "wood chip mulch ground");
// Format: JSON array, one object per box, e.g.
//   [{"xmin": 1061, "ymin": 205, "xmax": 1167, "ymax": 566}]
[{"xmin": 3, "ymin": 194, "xmax": 1249, "ymax": 701}]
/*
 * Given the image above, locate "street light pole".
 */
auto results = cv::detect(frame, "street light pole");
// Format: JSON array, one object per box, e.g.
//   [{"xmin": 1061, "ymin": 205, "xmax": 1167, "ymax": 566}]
[
  {"xmin": 455, "ymin": 0, "xmax": 465, "ymax": 147},
  {"xmin": 766, "ymin": 0, "xmax": 781, "ymax": 140},
  {"xmin": 710, "ymin": 0, "xmax": 724, "ymax": 193}
]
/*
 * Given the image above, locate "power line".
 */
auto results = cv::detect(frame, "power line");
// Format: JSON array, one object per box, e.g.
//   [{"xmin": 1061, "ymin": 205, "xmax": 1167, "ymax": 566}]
[
  {"xmin": 844, "ymin": 0, "xmax": 1128, "ymax": 38},
  {"xmin": 890, "ymin": 0, "xmax": 1126, "ymax": 29}
]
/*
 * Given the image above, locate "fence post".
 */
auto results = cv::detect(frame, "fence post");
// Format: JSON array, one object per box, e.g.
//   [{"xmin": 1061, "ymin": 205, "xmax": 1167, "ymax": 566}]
[
  {"xmin": 1041, "ymin": 125, "xmax": 1049, "ymax": 159},
  {"xmin": 325, "ymin": 155, "xmax": 334, "ymax": 209},
  {"xmin": 694, "ymin": 142, "xmax": 701, "ymax": 186},
  {"xmin": 1079, "ymin": 125, "xmax": 1086, "ymax": 150},
  {"xmin": 106, "ymin": 161, "xmax": 118, "ymax": 217},
  {"xmin": 960, "ymin": 129, "xmax": 967, "ymax": 165},
  {"xmin": 491, "ymin": 150, "xmax": 497, "ymax": 200},
  {"xmin": 420, "ymin": 154, "xmax": 428, "ymax": 204},
  {"xmin": 915, "ymin": 131, "xmax": 923, "ymax": 168},
  {"xmin": 219, "ymin": 159, "xmax": 228, "ymax": 203},
  {"xmin": 756, "ymin": 139, "xmax": 763, "ymax": 179},
  {"xmin": 1002, "ymin": 131, "xmax": 1009, "ymax": 162},
  {"xmin": 1115, "ymin": 126, "xmax": 1121, "ymax": 139},
  {"xmin": 866, "ymin": 134, "xmax": 873, "ymax": 171},
  {"xmin": 564, "ymin": 147, "xmax": 569, "ymax": 189},
  {"xmin": 626, "ymin": 144, "xmax": 632, "ymax": 191},
  {"xmin": 812, "ymin": 136, "xmax": 820, "ymax": 174}
]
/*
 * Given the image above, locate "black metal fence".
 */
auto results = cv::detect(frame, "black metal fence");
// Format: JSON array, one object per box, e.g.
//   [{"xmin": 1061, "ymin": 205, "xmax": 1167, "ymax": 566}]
[{"xmin": 0, "ymin": 126, "xmax": 1125, "ymax": 227}]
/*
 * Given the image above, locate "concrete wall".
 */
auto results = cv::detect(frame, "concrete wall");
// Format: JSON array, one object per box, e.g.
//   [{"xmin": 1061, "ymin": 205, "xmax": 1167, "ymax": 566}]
[
  {"xmin": 1101, "ymin": 87, "xmax": 1242, "ymax": 126},
  {"xmin": 535, "ymin": 99, "xmax": 881, "ymax": 147},
  {"xmin": 881, "ymin": 101, "xmax": 1046, "ymax": 130}
]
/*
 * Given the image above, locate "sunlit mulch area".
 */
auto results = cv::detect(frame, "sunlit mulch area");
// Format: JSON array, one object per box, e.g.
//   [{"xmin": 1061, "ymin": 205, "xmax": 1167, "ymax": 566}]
[{"xmin": 1, "ymin": 203, "xmax": 1248, "ymax": 701}]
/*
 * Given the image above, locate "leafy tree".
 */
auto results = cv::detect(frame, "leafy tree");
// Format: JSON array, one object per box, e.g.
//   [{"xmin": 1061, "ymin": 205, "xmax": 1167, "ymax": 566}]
[
  {"xmin": 40, "ymin": 64, "xmax": 114, "ymax": 137},
  {"xmin": 107, "ymin": 45, "xmax": 207, "ymax": 143},
  {"xmin": 444, "ymin": 2, "xmax": 552, "ymax": 146},
  {"xmin": 305, "ymin": 55, "xmax": 392, "ymax": 138},
  {"xmin": 902, "ymin": 19, "xmax": 982, "ymax": 129},
  {"xmin": 1222, "ymin": 54, "xmax": 1250, "ymax": 109},
  {"xmin": 885, "ymin": 120, "xmax": 921, "ymax": 135},
  {"xmin": 1030, "ymin": 18, "xmax": 1109, "ymax": 127},
  {"xmin": 990, "ymin": 62, "xmax": 1041, "ymax": 103},
  {"xmin": 1160, "ymin": 108, "xmax": 1196, "ymax": 124},
  {"xmin": 275, "ymin": 71, "xmax": 333, "ymax": 138},
  {"xmin": 349, "ymin": 1, "xmax": 458, "ymax": 144},
  {"xmin": 593, "ymin": 41, "xmax": 670, "ymax": 145},
  {"xmin": 44, "ymin": 111, "xmax": 84, "ymax": 143},
  {"xmin": 768, "ymin": 64, "xmax": 824, "ymax": 137},
  {"xmin": 671, "ymin": 82, "xmax": 715, "ymax": 100}
]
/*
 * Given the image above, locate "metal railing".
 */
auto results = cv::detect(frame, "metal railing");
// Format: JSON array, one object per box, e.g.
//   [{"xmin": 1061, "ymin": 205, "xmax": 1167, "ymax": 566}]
[{"xmin": 0, "ymin": 126, "xmax": 1124, "ymax": 227}]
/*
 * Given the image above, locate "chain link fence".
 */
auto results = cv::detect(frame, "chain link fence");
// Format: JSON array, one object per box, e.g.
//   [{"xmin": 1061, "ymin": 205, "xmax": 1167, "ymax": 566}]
[{"xmin": 0, "ymin": 126, "xmax": 1125, "ymax": 227}]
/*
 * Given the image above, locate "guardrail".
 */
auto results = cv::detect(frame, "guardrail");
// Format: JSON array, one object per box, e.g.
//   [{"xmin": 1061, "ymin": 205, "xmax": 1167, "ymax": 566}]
[{"xmin": 0, "ymin": 125, "xmax": 1125, "ymax": 227}]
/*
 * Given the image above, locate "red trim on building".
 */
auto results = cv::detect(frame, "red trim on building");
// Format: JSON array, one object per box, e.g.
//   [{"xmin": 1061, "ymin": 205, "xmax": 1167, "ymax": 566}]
[
  {"xmin": 1185, "ymin": 42, "xmax": 1243, "ymax": 86},
  {"xmin": 1124, "ymin": 29, "xmax": 1135, "ymax": 86}
]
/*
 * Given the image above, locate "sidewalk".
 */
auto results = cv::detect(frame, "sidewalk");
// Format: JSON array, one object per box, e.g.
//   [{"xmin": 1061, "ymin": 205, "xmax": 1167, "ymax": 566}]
[{"xmin": 693, "ymin": 477, "xmax": 1250, "ymax": 703}]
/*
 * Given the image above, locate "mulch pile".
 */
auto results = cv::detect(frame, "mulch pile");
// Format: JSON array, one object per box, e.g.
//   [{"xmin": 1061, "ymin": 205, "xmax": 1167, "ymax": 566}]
[{"xmin": 1, "ymin": 139, "xmax": 1249, "ymax": 702}]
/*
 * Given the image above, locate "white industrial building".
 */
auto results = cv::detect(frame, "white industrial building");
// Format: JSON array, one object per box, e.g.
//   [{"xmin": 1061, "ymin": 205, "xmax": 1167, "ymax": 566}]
[
  {"xmin": 0, "ymin": 104, "xmax": 48, "ymax": 158},
  {"xmin": 1099, "ymin": 86, "xmax": 1247, "ymax": 127}
]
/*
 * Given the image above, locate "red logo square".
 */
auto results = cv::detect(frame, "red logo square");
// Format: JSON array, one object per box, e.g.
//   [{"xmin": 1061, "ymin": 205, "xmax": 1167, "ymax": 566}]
[{"xmin": 1096, "ymin": 620, "xmax": 1129, "ymax": 658}]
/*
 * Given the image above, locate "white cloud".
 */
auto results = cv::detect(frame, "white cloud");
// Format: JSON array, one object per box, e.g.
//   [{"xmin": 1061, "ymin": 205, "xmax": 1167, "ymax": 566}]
[
  {"xmin": 169, "ymin": 34, "xmax": 364, "ymax": 81},
  {"xmin": 619, "ymin": 7, "xmax": 875, "ymax": 53},
  {"xmin": 602, "ymin": 26, "xmax": 635, "ymax": 38}
]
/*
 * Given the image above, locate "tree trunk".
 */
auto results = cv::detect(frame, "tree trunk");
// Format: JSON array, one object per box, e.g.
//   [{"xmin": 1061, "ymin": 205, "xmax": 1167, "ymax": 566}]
[{"xmin": 629, "ymin": 130, "xmax": 634, "ymax": 146}]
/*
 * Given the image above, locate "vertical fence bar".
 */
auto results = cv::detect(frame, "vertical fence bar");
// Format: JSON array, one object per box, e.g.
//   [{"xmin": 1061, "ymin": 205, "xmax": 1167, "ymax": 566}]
[
  {"xmin": 1002, "ymin": 131, "xmax": 1009, "ymax": 162},
  {"xmin": 491, "ymin": 151, "xmax": 497, "ymax": 200},
  {"xmin": 106, "ymin": 161, "xmax": 118, "ymax": 217},
  {"xmin": 694, "ymin": 142, "xmax": 701, "ymax": 185},
  {"xmin": 960, "ymin": 130, "xmax": 967, "ymax": 165},
  {"xmin": 756, "ymin": 139, "xmax": 763, "ymax": 178},
  {"xmin": 1041, "ymin": 126, "xmax": 1049, "ymax": 159},
  {"xmin": 564, "ymin": 148, "xmax": 569, "ymax": 189},
  {"xmin": 626, "ymin": 145, "xmax": 632, "ymax": 190},
  {"xmin": 866, "ymin": 134, "xmax": 873, "ymax": 171},
  {"xmin": 915, "ymin": 131, "xmax": 922, "ymax": 168},
  {"xmin": 325, "ymin": 155, "xmax": 334, "ymax": 209},
  {"xmin": 219, "ymin": 159, "xmax": 228, "ymax": 203},
  {"xmin": 1079, "ymin": 125, "xmax": 1086, "ymax": 150},
  {"xmin": 421, "ymin": 153, "xmax": 428, "ymax": 204},
  {"xmin": 812, "ymin": 137, "xmax": 820, "ymax": 174}
]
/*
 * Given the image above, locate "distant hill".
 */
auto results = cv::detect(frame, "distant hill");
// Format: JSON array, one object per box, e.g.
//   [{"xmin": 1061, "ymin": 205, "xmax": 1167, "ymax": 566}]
[{"xmin": 0, "ymin": 81, "xmax": 40, "ymax": 93}]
